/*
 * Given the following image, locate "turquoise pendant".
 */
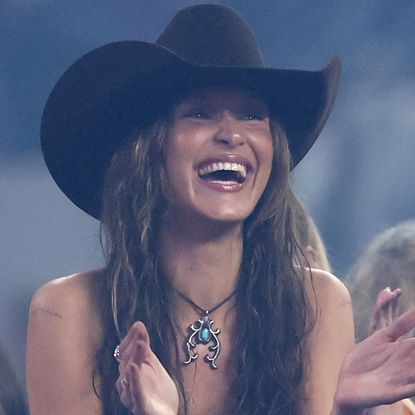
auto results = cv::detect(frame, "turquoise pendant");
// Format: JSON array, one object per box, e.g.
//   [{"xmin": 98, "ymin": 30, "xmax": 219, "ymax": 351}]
[
  {"xmin": 184, "ymin": 312, "xmax": 221, "ymax": 369},
  {"xmin": 198, "ymin": 318, "xmax": 212, "ymax": 344}
]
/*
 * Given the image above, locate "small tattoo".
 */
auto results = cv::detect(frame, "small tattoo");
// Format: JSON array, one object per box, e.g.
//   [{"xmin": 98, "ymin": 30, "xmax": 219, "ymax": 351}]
[{"xmin": 31, "ymin": 304, "xmax": 63, "ymax": 319}]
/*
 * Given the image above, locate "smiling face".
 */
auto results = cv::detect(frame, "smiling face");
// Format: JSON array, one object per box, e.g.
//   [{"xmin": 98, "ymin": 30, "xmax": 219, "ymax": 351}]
[{"xmin": 164, "ymin": 85, "xmax": 274, "ymax": 224}]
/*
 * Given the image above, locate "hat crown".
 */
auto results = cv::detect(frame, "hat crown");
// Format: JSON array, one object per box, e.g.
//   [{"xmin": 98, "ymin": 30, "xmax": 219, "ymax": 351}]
[{"xmin": 156, "ymin": 4, "xmax": 263, "ymax": 67}]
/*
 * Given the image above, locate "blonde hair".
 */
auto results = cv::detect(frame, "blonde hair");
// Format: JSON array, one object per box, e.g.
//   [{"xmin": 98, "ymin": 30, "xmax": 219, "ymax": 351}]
[
  {"xmin": 289, "ymin": 191, "xmax": 331, "ymax": 272},
  {"xmin": 349, "ymin": 220, "xmax": 415, "ymax": 341}
]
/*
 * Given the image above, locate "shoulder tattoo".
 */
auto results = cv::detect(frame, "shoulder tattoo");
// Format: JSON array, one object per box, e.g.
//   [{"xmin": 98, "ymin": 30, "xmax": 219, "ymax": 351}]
[{"xmin": 31, "ymin": 302, "xmax": 63, "ymax": 319}]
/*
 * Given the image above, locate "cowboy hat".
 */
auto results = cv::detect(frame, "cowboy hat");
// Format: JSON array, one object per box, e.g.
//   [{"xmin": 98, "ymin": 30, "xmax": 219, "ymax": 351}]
[{"xmin": 41, "ymin": 4, "xmax": 340, "ymax": 219}]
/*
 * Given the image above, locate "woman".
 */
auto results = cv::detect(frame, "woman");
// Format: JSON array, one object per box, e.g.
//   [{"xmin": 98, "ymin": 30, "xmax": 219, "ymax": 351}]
[{"xmin": 26, "ymin": 5, "xmax": 415, "ymax": 415}]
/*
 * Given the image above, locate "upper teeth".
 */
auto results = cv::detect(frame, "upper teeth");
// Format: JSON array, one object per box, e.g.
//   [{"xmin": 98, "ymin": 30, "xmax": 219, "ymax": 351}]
[{"xmin": 198, "ymin": 162, "xmax": 247, "ymax": 178}]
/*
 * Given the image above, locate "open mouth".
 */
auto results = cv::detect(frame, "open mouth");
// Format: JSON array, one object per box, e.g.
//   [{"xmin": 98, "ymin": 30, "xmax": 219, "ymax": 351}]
[{"xmin": 198, "ymin": 162, "xmax": 247, "ymax": 184}]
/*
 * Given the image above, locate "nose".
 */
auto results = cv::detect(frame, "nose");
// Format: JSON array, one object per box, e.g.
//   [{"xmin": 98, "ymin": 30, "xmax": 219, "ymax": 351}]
[{"xmin": 212, "ymin": 113, "xmax": 245, "ymax": 147}]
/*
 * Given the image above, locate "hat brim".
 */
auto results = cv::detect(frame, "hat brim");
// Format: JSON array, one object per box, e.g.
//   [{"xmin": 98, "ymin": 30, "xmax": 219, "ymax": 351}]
[{"xmin": 41, "ymin": 40, "xmax": 340, "ymax": 219}]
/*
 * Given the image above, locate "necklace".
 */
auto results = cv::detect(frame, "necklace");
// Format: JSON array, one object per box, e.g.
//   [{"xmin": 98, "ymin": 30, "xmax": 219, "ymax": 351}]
[{"xmin": 173, "ymin": 288, "xmax": 236, "ymax": 369}]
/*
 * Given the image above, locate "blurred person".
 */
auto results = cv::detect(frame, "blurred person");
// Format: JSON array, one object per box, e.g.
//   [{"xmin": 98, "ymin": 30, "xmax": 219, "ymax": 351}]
[
  {"xmin": 350, "ymin": 220, "xmax": 415, "ymax": 342},
  {"xmin": 26, "ymin": 4, "xmax": 415, "ymax": 415},
  {"xmin": 0, "ymin": 343, "xmax": 28, "ymax": 415}
]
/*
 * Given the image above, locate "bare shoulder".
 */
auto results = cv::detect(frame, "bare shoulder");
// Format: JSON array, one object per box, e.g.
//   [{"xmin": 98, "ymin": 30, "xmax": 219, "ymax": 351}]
[
  {"xmin": 27, "ymin": 269, "xmax": 106, "ymax": 414},
  {"xmin": 30, "ymin": 268, "xmax": 104, "ymax": 323},
  {"xmin": 304, "ymin": 268, "xmax": 352, "ymax": 314},
  {"xmin": 304, "ymin": 268, "xmax": 354, "ymax": 352}
]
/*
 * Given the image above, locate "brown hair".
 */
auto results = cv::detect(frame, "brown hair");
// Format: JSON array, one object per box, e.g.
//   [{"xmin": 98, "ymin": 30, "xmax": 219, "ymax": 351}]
[{"xmin": 95, "ymin": 113, "xmax": 314, "ymax": 414}]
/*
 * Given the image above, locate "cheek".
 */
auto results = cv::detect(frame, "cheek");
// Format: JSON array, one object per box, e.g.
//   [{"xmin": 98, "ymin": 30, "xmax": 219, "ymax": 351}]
[
  {"xmin": 165, "ymin": 132, "xmax": 188, "ymax": 179},
  {"xmin": 164, "ymin": 143, "xmax": 195, "ymax": 204},
  {"xmin": 261, "ymin": 134, "xmax": 274, "ymax": 176}
]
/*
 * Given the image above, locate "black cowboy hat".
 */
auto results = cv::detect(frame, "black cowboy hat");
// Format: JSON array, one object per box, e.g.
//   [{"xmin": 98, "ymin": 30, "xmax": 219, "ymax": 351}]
[{"xmin": 41, "ymin": 4, "xmax": 340, "ymax": 219}]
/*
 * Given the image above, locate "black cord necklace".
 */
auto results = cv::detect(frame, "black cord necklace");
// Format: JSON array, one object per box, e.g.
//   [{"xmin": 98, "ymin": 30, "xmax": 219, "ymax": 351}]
[{"xmin": 173, "ymin": 287, "xmax": 236, "ymax": 369}]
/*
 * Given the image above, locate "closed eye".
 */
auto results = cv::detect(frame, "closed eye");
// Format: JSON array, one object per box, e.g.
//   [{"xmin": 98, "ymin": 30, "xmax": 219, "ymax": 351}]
[
  {"xmin": 237, "ymin": 105, "xmax": 269, "ymax": 121},
  {"xmin": 241, "ymin": 113, "xmax": 267, "ymax": 121},
  {"xmin": 183, "ymin": 110, "xmax": 211, "ymax": 119}
]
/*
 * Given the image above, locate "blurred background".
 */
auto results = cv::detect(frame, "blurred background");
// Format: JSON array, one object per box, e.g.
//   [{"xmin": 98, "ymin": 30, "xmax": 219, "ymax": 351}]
[{"xmin": 1, "ymin": 0, "xmax": 414, "ymax": 388}]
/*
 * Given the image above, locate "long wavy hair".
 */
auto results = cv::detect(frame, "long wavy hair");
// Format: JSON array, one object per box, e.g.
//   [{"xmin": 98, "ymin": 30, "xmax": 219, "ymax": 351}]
[{"xmin": 94, "ymin": 108, "xmax": 314, "ymax": 414}]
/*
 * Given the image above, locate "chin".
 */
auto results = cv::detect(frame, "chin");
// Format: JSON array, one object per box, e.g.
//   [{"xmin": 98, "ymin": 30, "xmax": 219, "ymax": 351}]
[{"xmin": 198, "ymin": 207, "xmax": 252, "ymax": 224}]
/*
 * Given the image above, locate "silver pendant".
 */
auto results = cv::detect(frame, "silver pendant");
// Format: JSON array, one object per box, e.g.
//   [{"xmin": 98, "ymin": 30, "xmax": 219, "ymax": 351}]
[{"xmin": 184, "ymin": 312, "xmax": 221, "ymax": 369}]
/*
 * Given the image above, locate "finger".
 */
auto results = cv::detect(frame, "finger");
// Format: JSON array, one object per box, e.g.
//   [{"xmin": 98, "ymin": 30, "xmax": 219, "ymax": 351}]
[
  {"xmin": 369, "ymin": 305, "xmax": 382, "ymax": 335},
  {"xmin": 121, "ymin": 323, "xmax": 151, "ymax": 364},
  {"xmin": 129, "ymin": 339, "xmax": 166, "ymax": 384},
  {"xmin": 391, "ymin": 289, "xmax": 402, "ymax": 321},
  {"xmin": 116, "ymin": 375, "xmax": 134, "ymax": 410},
  {"xmin": 376, "ymin": 287, "xmax": 393, "ymax": 309},
  {"xmin": 120, "ymin": 340, "xmax": 151, "ymax": 385},
  {"xmin": 378, "ymin": 288, "xmax": 402, "ymax": 329},
  {"xmin": 386, "ymin": 288, "xmax": 401, "ymax": 325},
  {"xmin": 118, "ymin": 329, "xmax": 142, "ymax": 373},
  {"xmin": 385, "ymin": 298, "xmax": 394, "ymax": 328},
  {"xmin": 369, "ymin": 288, "xmax": 394, "ymax": 334},
  {"xmin": 120, "ymin": 321, "xmax": 151, "ymax": 353},
  {"xmin": 131, "ymin": 340, "xmax": 153, "ymax": 367},
  {"xmin": 133, "ymin": 321, "xmax": 151, "ymax": 347},
  {"xmin": 129, "ymin": 362, "xmax": 143, "ymax": 413},
  {"xmin": 118, "ymin": 320, "xmax": 151, "ymax": 369},
  {"xmin": 119, "ymin": 321, "xmax": 144, "ymax": 354},
  {"xmin": 384, "ymin": 306, "xmax": 415, "ymax": 341},
  {"xmin": 118, "ymin": 342, "xmax": 148, "ymax": 411}
]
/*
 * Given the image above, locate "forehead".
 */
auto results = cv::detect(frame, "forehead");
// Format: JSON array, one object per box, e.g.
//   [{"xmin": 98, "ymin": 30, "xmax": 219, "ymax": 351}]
[{"xmin": 175, "ymin": 85, "xmax": 268, "ymax": 109}]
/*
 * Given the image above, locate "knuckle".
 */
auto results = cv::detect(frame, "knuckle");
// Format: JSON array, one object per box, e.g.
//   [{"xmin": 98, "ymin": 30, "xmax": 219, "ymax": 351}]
[{"xmin": 131, "ymin": 321, "xmax": 144, "ymax": 333}]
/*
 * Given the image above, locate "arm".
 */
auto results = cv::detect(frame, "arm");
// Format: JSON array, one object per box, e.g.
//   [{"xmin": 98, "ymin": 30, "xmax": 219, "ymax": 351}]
[{"xmin": 26, "ymin": 272, "xmax": 103, "ymax": 415}]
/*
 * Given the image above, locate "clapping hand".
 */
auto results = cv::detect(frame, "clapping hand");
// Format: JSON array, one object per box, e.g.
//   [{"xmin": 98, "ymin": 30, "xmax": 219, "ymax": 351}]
[
  {"xmin": 368, "ymin": 287, "xmax": 401, "ymax": 335},
  {"xmin": 335, "ymin": 291, "xmax": 415, "ymax": 413},
  {"xmin": 115, "ymin": 321, "xmax": 179, "ymax": 415}
]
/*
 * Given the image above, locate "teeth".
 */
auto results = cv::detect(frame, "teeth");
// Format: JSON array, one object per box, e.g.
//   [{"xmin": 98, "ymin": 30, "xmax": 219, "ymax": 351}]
[{"xmin": 198, "ymin": 162, "xmax": 248, "ymax": 178}]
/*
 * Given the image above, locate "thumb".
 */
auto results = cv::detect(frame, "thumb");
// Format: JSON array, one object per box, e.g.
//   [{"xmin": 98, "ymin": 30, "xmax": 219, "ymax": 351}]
[{"xmin": 383, "ymin": 305, "xmax": 415, "ymax": 341}]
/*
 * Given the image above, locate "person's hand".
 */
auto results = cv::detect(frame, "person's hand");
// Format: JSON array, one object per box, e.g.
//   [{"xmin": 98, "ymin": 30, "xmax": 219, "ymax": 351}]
[
  {"xmin": 334, "ymin": 306, "xmax": 415, "ymax": 412},
  {"xmin": 368, "ymin": 287, "xmax": 401, "ymax": 335},
  {"xmin": 366, "ymin": 288, "xmax": 405, "ymax": 415},
  {"xmin": 116, "ymin": 321, "xmax": 179, "ymax": 415}
]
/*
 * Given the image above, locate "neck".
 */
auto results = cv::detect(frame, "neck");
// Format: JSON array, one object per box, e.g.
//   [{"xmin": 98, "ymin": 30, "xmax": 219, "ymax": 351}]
[{"xmin": 160, "ymin": 213, "xmax": 243, "ymax": 310}]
